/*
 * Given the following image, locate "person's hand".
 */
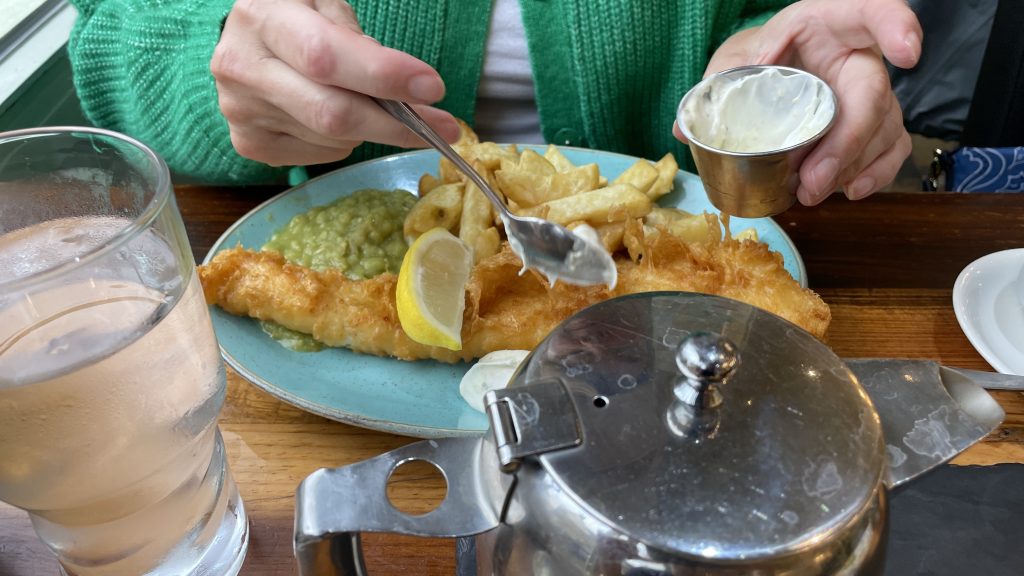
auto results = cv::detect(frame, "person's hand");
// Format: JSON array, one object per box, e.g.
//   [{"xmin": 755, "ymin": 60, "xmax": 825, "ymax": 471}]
[
  {"xmin": 210, "ymin": 0, "xmax": 459, "ymax": 167},
  {"xmin": 675, "ymin": 0, "xmax": 922, "ymax": 205}
]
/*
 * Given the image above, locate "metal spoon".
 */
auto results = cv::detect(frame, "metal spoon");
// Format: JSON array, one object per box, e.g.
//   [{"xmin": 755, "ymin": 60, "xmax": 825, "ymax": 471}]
[{"xmin": 373, "ymin": 98, "xmax": 617, "ymax": 288}]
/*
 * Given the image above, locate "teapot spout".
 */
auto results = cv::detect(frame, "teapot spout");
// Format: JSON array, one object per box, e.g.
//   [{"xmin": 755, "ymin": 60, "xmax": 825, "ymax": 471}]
[{"xmin": 846, "ymin": 360, "xmax": 1006, "ymax": 489}]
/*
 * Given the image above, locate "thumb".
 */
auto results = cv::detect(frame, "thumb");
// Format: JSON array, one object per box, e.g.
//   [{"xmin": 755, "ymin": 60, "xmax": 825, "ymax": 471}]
[
  {"xmin": 672, "ymin": 121, "xmax": 688, "ymax": 144},
  {"xmin": 867, "ymin": 0, "xmax": 922, "ymax": 69},
  {"xmin": 756, "ymin": 0, "xmax": 922, "ymax": 69}
]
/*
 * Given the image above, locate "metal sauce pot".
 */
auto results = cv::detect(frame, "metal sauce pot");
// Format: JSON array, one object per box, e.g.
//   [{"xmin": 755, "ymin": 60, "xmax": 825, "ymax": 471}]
[{"xmin": 294, "ymin": 292, "xmax": 1017, "ymax": 575}]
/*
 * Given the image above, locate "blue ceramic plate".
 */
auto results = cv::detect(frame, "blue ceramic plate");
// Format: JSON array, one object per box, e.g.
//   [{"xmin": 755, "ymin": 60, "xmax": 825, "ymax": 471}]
[{"xmin": 204, "ymin": 146, "xmax": 806, "ymax": 438}]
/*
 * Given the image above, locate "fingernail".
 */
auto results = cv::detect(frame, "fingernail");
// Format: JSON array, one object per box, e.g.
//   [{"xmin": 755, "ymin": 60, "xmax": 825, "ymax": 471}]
[
  {"xmin": 904, "ymin": 31, "xmax": 921, "ymax": 63},
  {"xmin": 672, "ymin": 122, "xmax": 687, "ymax": 143},
  {"xmin": 846, "ymin": 176, "xmax": 876, "ymax": 200},
  {"xmin": 809, "ymin": 157, "xmax": 839, "ymax": 201},
  {"xmin": 362, "ymin": 34, "xmax": 380, "ymax": 45},
  {"xmin": 408, "ymin": 74, "xmax": 444, "ymax": 103},
  {"xmin": 796, "ymin": 185, "xmax": 814, "ymax": 205},
  {"xmin": 439, "ymin": 117, "xmax": 460, "ymax": 143}
]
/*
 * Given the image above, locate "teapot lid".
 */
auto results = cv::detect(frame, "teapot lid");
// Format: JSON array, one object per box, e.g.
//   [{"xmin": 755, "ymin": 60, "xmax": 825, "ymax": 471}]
[{"xmin": 491, "ymin": 292, "xmax": 885, "ymax": 562}]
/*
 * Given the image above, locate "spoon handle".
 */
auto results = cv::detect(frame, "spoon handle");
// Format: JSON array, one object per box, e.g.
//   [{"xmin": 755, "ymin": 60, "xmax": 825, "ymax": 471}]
[{"xmin": 372, "ymin": 98, "xmax": 511, "ymax": 218}]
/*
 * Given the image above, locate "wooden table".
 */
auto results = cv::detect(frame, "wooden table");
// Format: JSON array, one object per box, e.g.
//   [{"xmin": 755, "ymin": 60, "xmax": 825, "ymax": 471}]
[{"xmin": 2, "ymin": 189, "xmax": 1023, "ymax": 575}]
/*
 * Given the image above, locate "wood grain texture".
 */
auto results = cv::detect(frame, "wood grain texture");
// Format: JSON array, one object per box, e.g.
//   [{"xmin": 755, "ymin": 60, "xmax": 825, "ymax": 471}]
[{"xmin": 2, "ymin": 189, "xmax": 1023, "ymax": 575}]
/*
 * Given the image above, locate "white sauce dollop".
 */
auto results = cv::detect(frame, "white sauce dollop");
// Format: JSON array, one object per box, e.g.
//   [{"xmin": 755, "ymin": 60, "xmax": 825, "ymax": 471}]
[
  {"xmin": 504, "ymin": 219, "xmax": 616, "ymax": 289},
  {"xmin": 565, "ymin": 223, "xmax": 617, "ymax": 289},
  {"xmin": 679, "ymin": 67, "xmax": 835, "ymax": 153},
  {"xmin": 459, "ymin": 350, "xmax": 531, "ymax": 413}
]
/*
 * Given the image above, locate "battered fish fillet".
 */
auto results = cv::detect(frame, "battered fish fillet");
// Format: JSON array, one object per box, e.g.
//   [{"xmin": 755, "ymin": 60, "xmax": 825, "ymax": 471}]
[{"xmin": 198, "ymin": 227, "xmax": 831, "ymax": 363}]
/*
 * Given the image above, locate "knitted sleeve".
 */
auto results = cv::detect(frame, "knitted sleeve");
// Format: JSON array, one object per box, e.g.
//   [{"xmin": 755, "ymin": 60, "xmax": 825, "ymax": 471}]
[{"xmin": 68, "ymin": 0, "xmax": 288, "ymax": 185}]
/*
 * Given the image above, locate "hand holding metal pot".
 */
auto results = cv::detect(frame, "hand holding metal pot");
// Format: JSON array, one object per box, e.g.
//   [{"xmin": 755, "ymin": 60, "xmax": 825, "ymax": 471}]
[
  {"xmin": 676, "ymin": 65, "xmax": 838, "ymax": 218},
  {"xmin": 674, "ymin": 0, "xmax": 922, "ymax": 209},
  {"xmin": 293, "ymin": 292, "xmax": 1018, "ymax": 575}
]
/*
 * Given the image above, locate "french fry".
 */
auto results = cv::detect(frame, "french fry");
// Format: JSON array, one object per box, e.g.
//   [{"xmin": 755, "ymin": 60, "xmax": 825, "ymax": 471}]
[
  {"xmin": 461, "ymin": 163, "xmax": 501, "ymax": 263},
  {"xmin": 605, "ymin": 203, "xmax": 632, "ymax": 222},
  {"xmin": 417, "ymin": 121, "xmax": 693, "ymax": 263},
  {"xmin": 734, "ymin": 227, "xmax": 759, "ymax": 242},
  {"xmin": 549, "ymin": 163, "xmax": 601, "ymax": 198},
  {"xmin": 466, "ymin": 142, "xmax": 519, "ymax": 170},
  {"xmin": 418, "ymin": 173, "xmax": 442, "ymax": 196},
  {"xmin": 467, "ymin": 226, "xmax": 500, "ymax": 265},
  {"xmin": 518, "ymin": 149, "xmax": 556, "ymax": 176},
  {"xmin": 568, "ymin": 221, "xmax": 626, "ymax": 253},
  {"xmin": 623, "ymin": 217, "xmax": 646, "ymax": 262},
  {"xmin": 455, "ymin": 119, "xmax": 479, "ymax": 145},
  {"xmin": 496, "ymin": 161, "xmax": 601, "ymax": 207},
  {"xmin": 435, "ymin": 120, "xmax": 484, "ymax": 184},
  {"xmin": 476, "ymin": 160, "xmax": 507, "ymax": 220},
  {"xmin": 612, "ymin": 159, "xmax": 659, "ymax": 196},
  {"xmin": 495, "ymin": 168, "xmax": 548, "ymax": 207},
  {"xmin": 404, "ymin": 183, "xmax": 464, "ymax": 242},
  {"xmin": 438, "ymin": 140, "xmax": 519, "ymax": 185},
  {"xmin": 543, "ymin": 144, "xmax": 576, "ymax": 173},
  {"xmin": 643, "ymin": 207, "xmax": 720, "ymax": 244},
  {"xmin": 498, "ymin": 156, "xmax": 518, "ymax": 173},
  {"xmin": 439, "ymin": 154, "xmax": 463, "ymax": 184},
  {"xmin": 647, "ymin": 153, "xmax": 679, "ymax": 200},
  {"xmin": 519, "ymin": 184, "xmax": 652, "ymax": 226}
]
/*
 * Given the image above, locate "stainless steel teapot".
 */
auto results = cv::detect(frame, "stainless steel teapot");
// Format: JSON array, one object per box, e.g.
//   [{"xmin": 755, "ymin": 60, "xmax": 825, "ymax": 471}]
[{"xmin": 294, "ymin": 292, "xmax": 1019, "ymax": 575}]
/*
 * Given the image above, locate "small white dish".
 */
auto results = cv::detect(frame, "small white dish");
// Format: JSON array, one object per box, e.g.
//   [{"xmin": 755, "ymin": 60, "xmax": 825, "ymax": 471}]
[{"xmin": 953, "ymin": 248, "xmax": 1024, "ymax": 375}]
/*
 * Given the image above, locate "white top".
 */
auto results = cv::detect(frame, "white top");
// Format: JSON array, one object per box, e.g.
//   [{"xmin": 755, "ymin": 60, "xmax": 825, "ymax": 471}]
[{"xmin": 474, "ymin": 0, "xmax": 545, "ymax": 144}]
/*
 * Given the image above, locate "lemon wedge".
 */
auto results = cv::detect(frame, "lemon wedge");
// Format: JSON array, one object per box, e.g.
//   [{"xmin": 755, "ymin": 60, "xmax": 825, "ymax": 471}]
[{"xmin": 396, "ymin": 228, "xmax": 473, "ymax": 350}]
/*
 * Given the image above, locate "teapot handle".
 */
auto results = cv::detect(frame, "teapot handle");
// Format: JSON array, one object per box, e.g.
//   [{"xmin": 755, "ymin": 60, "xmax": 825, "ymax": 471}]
[{"xmin": 294, "ymin": 435, "xmax": 505, "ymax": 576}]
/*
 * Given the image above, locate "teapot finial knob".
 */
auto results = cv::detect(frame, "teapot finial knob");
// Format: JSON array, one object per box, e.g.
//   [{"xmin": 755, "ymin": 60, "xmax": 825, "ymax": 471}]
[
  {"xmin": 676, "ymin": 332, "xmax": 738, "ymax": 386},
  {"xmin": 668, "ymin": 332, "xmax": 738, "ymax": 438}
]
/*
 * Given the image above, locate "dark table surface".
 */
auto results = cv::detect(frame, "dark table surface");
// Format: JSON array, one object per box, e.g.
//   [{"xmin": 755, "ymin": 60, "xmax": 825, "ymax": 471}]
[{"xmin": 3, "ymin": 188, "xmax": 1023, "ymax": 576}]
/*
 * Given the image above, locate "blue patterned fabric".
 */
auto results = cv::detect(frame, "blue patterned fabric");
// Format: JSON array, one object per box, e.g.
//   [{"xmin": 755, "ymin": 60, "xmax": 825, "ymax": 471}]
[{"xmin": 950, "ymin": 147, "xmax": 1024, "ymax": 192}]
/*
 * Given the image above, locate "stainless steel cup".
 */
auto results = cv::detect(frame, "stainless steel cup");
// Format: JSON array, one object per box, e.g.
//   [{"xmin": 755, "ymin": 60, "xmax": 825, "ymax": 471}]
[{"xmin": 677, "ymin": 65, "xmax": 837, "ymax": 218}]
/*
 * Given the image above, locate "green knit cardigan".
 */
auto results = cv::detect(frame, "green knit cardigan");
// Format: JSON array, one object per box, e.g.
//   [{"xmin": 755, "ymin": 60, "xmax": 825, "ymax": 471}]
[{"xmin": 68, "ymin": 0, "xmax": 791, "ymax": 185}]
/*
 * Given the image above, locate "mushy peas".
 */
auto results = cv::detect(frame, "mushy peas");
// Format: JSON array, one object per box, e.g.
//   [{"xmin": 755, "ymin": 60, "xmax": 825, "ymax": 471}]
[
  {"xmin": 264, "ymin": 189, "xmax": 415, "ymax": 276},
  {"xmin": 260, "ymin": 188, "xmax": 416, "ymax": 351}
]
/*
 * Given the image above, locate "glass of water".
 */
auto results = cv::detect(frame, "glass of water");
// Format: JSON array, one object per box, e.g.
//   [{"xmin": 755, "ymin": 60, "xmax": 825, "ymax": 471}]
[{"xmin": 0, "ymin": 127, "xmax": 248, "ymax": 575}]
